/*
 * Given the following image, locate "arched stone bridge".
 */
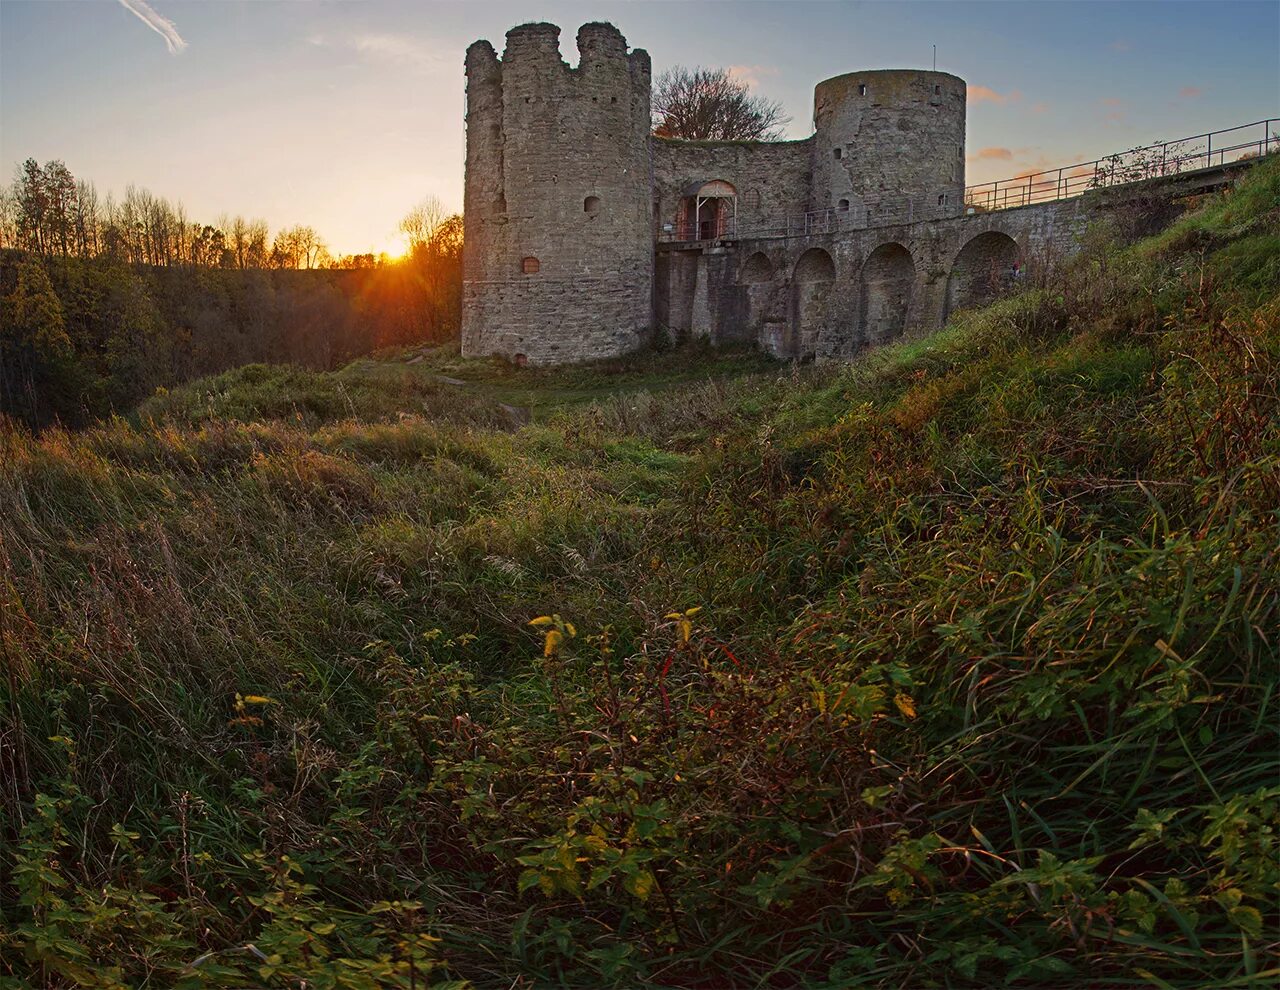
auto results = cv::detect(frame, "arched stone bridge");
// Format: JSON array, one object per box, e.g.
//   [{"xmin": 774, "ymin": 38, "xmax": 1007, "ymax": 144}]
[{"xmin": 654, "ymin": 160, "xmax": 1255, "ymax": 359}]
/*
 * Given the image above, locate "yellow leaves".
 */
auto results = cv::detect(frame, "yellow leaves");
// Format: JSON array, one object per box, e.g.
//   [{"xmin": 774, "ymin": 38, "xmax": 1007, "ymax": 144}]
[
  {"xmin": 624, "ymin": 868, "xmax": 655, "ymax": 902},
  {"xmin": 530, "ymin": 613, "xmax": 576, "ymax": 657},
  {"xmin": 894, "ymin": 693, "xmax": 917, "ymax": 719},
  {"xmin": 533, "ymin": 608, "xmax": 701, "ymax": 657},
  {"xmin": 230, "ymin": 692, "xmax": 277, "ymax": 727},
  {"xmin": 665, "ymin": 606, "xmax": 702, "ymax": 644}
]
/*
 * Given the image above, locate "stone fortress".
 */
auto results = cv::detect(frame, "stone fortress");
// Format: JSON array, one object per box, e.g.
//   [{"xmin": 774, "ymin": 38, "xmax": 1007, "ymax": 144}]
[{"xmin": 459, "ymin": 22, "xmax": 1114, "ymax": 364}]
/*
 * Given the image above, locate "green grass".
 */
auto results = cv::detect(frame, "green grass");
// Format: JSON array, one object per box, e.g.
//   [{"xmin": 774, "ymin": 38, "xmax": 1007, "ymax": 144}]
[{"xmin": 2, "ymin": 158, "xmax": 1278, "ymax": 989}]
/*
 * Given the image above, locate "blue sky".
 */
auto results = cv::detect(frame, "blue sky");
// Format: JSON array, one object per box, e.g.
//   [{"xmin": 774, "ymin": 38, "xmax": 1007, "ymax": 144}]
[{"xmin": 2, "ymin": 0, "xmax": 1276, "ymax": 255}]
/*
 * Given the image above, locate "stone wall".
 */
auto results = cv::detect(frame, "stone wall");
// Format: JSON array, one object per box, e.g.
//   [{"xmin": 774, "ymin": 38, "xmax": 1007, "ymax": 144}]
[
  {"xmin": 461, "ymin": 23, "xmax": 654, "ymax": 364},
  {"xmin": 459, "ymin": 20, "xmax": 1164, "ymax": 368},
  {"xmin": 812, "ymin": 70, "xmax": 966, "ymax": 225},
  {"xmin": 651, "ymin": 138, "xmax": 813, "ymax": 237},
  {"xmin": 655, "ymin": 194, "xmax": 1095, "ymax": 358}
]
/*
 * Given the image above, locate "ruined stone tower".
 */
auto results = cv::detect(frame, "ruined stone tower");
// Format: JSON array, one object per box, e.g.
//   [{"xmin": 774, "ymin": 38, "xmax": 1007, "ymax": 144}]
[{"xmin": 461, "ymin": 23, "xmax": 653, "ymax": 365}]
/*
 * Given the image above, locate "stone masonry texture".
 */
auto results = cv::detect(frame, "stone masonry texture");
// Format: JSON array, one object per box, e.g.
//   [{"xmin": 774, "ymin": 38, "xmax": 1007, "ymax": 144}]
[{"xmin": 462, "ymin": 21, "xmax": 1158, "ymax": 365}]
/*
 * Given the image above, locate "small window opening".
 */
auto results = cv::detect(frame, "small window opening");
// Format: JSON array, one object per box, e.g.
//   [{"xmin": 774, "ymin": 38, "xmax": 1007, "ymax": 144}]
[
  {"xmin": 938, "ymin": 193, "xmax": 947, "ymax": 206},
  {"xmin": 611, "ymin": 96, "xmax": 617, "ymax": 103},
  {"xmin": 934, "ymin": 84, "xmax": 941, "ymax": 95},
  {"xmin": 521, "ymin": 256, "xmax": 540, "ymax": 274},
  {"xmin": 584, "ymin": 195, "xmax": 601, "ymax": 214},
  {"xmin": 837, "ymin": 199, "xmax": 850, "ymax": 212},
  {"xmin": 833, "ymin": 147, "xmax": 843, "ymax": 160},
  {"xmin": 858, "ymin": 83, "xmax": 867, "ymax": 96}
]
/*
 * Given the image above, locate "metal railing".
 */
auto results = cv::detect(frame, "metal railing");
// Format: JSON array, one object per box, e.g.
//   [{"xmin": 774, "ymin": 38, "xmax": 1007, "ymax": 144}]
[
  {"xmin": 661, "ymin": 217, "xmax": 736, "ymax": 242},
  {"xmin": 735, "ymin": 199, "xmax": 951, "ymax": 238},
  {"xmin": 658, "ymin": 199, "xmax": 951, "ymax": 243},
  {"xmin": 655, "ymin": 117, "xmax": 1278, "ymax": 245},
  {"xmin": 963, "ymin": 118, "xmax": 1278, "ymax": 212}
]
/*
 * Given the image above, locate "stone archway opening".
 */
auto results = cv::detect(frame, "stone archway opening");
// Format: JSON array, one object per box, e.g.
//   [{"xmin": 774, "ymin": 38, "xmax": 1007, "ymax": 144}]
[
  {"xmin": 945, "ymin": 231, "xmax": 1021, "ymax": 319},
  {"xmin": 859, "ymin": 242, "xmax": 915, "ymax": 347},
  {"xmin": 790, "ymin": 247, "xmax": 836, "ymax": 358},
  {"xmin": 741, "ymin": 251, "xmax": 775, "ymax": 284}
]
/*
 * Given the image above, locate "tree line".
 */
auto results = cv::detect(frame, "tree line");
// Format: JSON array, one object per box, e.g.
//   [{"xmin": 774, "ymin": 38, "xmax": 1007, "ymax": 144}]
[
  {"xmin": 1, "ymin": 159, "xmax": 463, "ymax": 428},
  {"xmin": 0, "ymin": 158, "xmax": 385, "ymax": 270}
]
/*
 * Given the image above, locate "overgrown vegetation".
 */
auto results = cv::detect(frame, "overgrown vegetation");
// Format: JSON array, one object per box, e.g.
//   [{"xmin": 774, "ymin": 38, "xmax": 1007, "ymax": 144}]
[{"xmin": 1, "ymin": 159, "xmax": 1277, "ymax": 988}]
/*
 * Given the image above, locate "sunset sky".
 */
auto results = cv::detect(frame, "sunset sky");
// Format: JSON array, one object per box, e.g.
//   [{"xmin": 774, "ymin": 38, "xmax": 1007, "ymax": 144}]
[{"xmin": 2, "ymin": 0, "xmax": 1276, "ymax": 257}]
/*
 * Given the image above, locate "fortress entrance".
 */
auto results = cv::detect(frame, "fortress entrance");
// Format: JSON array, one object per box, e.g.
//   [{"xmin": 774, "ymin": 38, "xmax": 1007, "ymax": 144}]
[
  {"xmin": 676, "ymin": 179, "xmax": 737, "ymax": 240},
  {"xmin": 859, "ymin": 242, "xmax": 915, "ymax": 346},
  {"xmin": 945, "ymin": 232, "xmax": 1022, "ymax": 319}
]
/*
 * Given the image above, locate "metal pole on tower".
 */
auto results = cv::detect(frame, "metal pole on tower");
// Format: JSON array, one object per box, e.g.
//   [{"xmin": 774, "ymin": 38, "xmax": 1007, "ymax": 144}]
[{"xmin": 933, "ymin": 45, "xmax": 937, "ymax": 70}]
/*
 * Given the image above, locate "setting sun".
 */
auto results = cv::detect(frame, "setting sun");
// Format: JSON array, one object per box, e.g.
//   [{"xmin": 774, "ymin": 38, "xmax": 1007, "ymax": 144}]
[{"xmin": 377, "ymin": 231, "xmax": 411, "ymax": 261}]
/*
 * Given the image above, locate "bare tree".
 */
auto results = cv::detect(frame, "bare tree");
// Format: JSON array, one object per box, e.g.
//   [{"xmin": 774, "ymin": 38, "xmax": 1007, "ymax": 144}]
[
  {"xmin": 399, "ymin": 197, "xmax": 447, "ymax": 254},
  {"xmin": 652, "ymin": 67, "xmax": 789, "ymax": 141},
  {"xmin": 0, "ymin": 187, "xmax": 18, "ymax": 250},
  {"xmin": 271, "ymin": 225, "xmax": 325, "ymax": 269}
]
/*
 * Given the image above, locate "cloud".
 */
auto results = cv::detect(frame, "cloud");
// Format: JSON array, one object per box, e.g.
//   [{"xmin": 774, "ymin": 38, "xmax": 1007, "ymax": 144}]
[
  {"xmin": 117, "ymin": 0, "xmax": 186, "ymax": 54},
  {"xmin": 1179, "ymin": 85, "xmax": 1203, "ymax": 98},
  {"xmin": 352, "ymin": 33, "xmax": 438, "ymax": 64},
  {"xmin": 970, "ymin": 146, "xmax": 1014, "ymax": 161},
  {"xmin": 309, "ymin": 32, "xmax": 445, "ymax": 71},
  {"xmin": 1100, "ymin": 97, "xmax": 1124, "ymax": 107},
  {"xmin": 1031, "ymin": 102, "xmax": 1050, "ymax": 114},
  {"xmin": 1109, "ymin": 40, "xmax": 1132, "ymax": 53},
  {"xmin": 727, "ymin": 64, "xmax": 780, "ymax": 89},
  {"xmin": 968, "ymin": 85, "xmax": 1022, "ymax": 106},
  {"xmin": 1013, "ymin": 155, "xmax": 1057, "ymax": 178}
]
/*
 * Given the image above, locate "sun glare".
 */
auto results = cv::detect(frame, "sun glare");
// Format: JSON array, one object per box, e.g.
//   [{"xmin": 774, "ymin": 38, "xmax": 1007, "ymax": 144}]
[{"xmin": 378, "ymin": 232, "xmax": 410, "ymax": 261}]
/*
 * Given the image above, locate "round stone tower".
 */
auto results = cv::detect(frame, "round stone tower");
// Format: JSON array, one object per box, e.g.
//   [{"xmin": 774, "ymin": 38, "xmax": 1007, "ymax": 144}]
[
  {"xmin": 461, "ymin": 22, "xmax": 654, "ymax": 364},
  {"xmin": 811, "ymin": 69, "xmax": 966, "ymax": 224}
]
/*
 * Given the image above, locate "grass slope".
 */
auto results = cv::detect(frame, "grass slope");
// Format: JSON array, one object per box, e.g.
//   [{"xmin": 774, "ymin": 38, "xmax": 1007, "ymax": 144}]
[{"xmin": 1, "ymin": 159, "xmax": 1278, "ymax": 988}]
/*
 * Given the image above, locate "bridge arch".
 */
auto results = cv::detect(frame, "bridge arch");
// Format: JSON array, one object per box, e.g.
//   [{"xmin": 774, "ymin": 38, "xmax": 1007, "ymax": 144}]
[
  {"xmin": 794, "ymin": 247, "xmax": 837, "ymax": 282},
  {"xmin": 859, "ymin": 242, "xmax": 915, "ymax": 347},
  {"xmin": 789, "ymin": 248, "xmax": 837, "ymax": 358},
  {"xmin": 945, "ymin": 231, "xmax": 1021, "ymax": 319},
  {"xmin": 741, "ymin": 251, "xmax": 775, "ymax": 284}
]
